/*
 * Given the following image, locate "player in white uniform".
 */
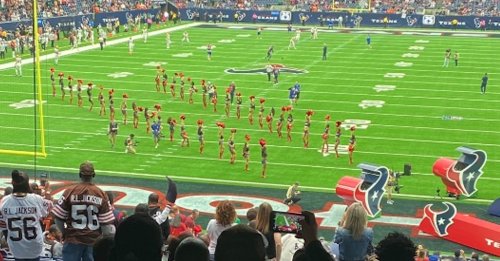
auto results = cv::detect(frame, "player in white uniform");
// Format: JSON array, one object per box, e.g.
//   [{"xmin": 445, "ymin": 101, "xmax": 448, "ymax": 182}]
[
  {"xmin": 311, "ymin": 27, "xmax": 318, "ymax": 39},
  {"xmin": 165, "ymin": 32, "xmax": 171, "ymax": 49},
  {"xmin": 128, "ymin": 37, "xmax": 134, "ymax": 55},
  {"xmin": 295, "ymin": 29, "xmax": 301, "ymax": 41},
  {"xmin": 0, "ymin": 170, "xmax": 50, "ymax": 260},
  {"xmin": 15, "ymin": 55, "xmax": 22, "ymax": 77},
  {"xmin": 142, "ymin": 27, "xmax": 148, "ymax": 43},
  {"xmin": 182, "ymin": 31, "xmax": 190, "ymax": 43}
]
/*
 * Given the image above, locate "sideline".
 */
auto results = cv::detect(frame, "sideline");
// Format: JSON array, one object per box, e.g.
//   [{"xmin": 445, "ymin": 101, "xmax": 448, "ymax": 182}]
[
  {"xmin": 0, "ymin": 161, "xmax": 494, "ymax": 204},
  {"xmin": 0, "ymin": 22, "xmax": 202, "ymax": 71}
]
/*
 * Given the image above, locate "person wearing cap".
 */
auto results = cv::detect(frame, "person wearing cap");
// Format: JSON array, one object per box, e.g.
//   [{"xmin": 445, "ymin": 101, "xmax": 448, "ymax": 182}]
[
  {"xmin": 52, "ymin": 161, "xmax": 115, "ymax": 261},
  {"xmin": 0, "ymin": 170, "xmax": 50, "ymax": 260},
  {"xmin": 283, "ymin": 182, "xmax": 301, "ymax": 206}
]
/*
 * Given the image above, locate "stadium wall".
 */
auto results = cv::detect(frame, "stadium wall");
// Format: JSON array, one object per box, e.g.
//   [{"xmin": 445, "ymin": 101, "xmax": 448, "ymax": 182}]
[{"xmin": 179, "ymin": 9, "xmax": 500, "ymax": 30}]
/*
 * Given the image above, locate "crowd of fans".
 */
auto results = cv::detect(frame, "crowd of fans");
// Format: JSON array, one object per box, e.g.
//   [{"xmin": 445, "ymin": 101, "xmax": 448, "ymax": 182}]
[
  {"xmin": 0, "ymin": 0, "xmax": 154, "ymax": 22},
  {"xmin": 0, "ymin": 165, "xmax": 495, "ymax": 261}
]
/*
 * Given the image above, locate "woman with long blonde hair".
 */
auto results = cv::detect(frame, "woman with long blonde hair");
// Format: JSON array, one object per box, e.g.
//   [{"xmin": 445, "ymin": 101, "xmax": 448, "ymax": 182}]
[
  {"xmin": 334, "ymin": 202, "xmax": 373, "ymax": 261},
  {"xmin": 255, "ymin": 202, "xmax": 282, "ymax": 261}
]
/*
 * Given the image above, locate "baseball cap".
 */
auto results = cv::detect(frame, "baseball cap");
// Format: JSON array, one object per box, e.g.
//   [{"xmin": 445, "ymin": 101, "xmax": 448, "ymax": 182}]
[{"xmin": 80, "ymin": 161, "xmax": 95, "ymax": 176}]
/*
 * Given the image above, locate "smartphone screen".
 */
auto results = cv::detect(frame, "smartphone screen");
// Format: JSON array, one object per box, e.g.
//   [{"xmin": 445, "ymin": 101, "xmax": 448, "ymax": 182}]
[{"xmin": 270, "ymin": 211, "xmax": 305, "ymax": 234}]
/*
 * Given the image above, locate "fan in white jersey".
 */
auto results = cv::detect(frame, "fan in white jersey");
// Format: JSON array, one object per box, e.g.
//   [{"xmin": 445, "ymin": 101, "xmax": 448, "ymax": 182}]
[{"xmin": 0, "ymin": 170, "xmax": 50, "ymax": 260}]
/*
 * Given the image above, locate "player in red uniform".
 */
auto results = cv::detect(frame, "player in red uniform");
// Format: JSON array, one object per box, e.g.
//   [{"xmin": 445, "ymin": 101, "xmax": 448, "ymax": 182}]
[
  {"xmin": 52, "ymin": 162, "xmax": 115, "ymax": 261},
  {"xmin": 258, "ymin": 98, "xmax": 265, "ymax": 129},
  {"xmin": 248, "ymin": 96, "xmax": 255, "ymax": 125}
]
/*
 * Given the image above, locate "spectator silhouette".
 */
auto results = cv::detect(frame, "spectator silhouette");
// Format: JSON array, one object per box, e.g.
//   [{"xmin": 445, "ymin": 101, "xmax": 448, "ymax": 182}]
[
  {"xmin": 175, "ymin": 237, "xmax": 209, "ymax": 261},
  {"xmin": 374, "ymin": 232, "xmax": 416, "ymax": 261},
  {"xmin": 215, "ymin": 224, "xmax": 266, "ymax": 261}
]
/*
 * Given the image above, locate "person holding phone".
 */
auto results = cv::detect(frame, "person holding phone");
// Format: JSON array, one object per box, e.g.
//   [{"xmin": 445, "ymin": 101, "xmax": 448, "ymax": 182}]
[
  {"xmin": 293, "ymin": 211, "xmax": 335, "ymax": 261},
  {"xmin": 334, "ymin": 203, "xmax": 373, "ymax": 261},
  {"xmin": 255, "ymin": 203, "xmax": 282, "ymax": 261}
]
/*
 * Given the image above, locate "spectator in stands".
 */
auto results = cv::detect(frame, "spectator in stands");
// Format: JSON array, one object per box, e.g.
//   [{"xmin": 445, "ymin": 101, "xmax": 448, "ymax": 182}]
[
  {"xmin": 292, "ymin": 211, "xmax": 334, "ymax": 261},
  {"xmin": 135, "ymin": 203, "xmax": 149, "ymax": 214},
  {"xmin": 0, "ymin": 170, "xmax": 49, "ymax": 260},
  {"xmin": 334, "ymin": 202, "xmax": 373, "ymax": 261},
  {"xmin": 147, "ymin": 193, "xmax": 171, "ymax": 240},
  {"xmin": 454, "ymin": 249, "xmax": 466, "ymax": 261},
  {"xmin": 43, "ymin": 224, "xmax": 63, "ymax": 258},
  {"xmin": 93, "ymin": 236, "xmax": 114, "ymax": 261},
  {"xmin": 169, "ymin": 205, "xmax": 188, "ymax": 237},
  {"xmin": 215, "ymin": 224, "xmax": 266, "ymax": 261},
  {"xmin": 175, "ymin": 237, "xmax": 210, "ymax": 261},
  {"xmin": 185, "ymin": 209, "xmax": 202, "ymax": 236},
  {"xmin": 255, "ymin": 202, "xmax": 282, "ymax": 261},
  {"xmin": 52, "ymin": 161, "xmax": 116, "ymax": 261},
  {"xmin": 482, "ymin": 254, "xmax": 490, "ymax": 261},
  {"xmin": 415, "ymin": 245, "xmax": 430, "ymax": 261},
  {"xmin": 470, "ymin": 252, "xmax": 480, "ymax": 261},
  {"xmin": 207, "ymin": 200, "xmax": 237, "ymax": 261},
  {"xmin": 106, "ymin": 191, "xmax": 126, "ymax": 227},
  {"xmin": 246, "ymin": 207, "xmax": 258, "ymax": 228},
  {"xmin": 373, "ymin": 232, "xmax": 416, "ymax": 261},
  {"xmin": 109, "ymin": 213, "xmax": 163, "ymax": 261}
]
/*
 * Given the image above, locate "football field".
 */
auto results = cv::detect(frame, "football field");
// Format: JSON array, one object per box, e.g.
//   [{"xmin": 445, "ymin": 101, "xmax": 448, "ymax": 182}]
[{"xmin": 1, "ymin": 23, "xmax": 499, "ymax": 200}]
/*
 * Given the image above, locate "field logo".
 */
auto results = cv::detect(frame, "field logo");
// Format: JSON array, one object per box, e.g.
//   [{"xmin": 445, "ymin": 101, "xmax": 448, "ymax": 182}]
[
  {"xmin": 409, "ymin": 46, "xmax": 425, "ymax": 50},
  {"xmin": 107, "ymin": 72, "xmax": 133, "ymax": 78},
  {"xmin": 394, "ymin": 61, "xmax": 413, "ymax": 67},
  {"xmin": 143, "ymin": 61, "xmax": 167, "ymax": 67},
  {"xmin": 218, "ymin": 39, "xmax": 235, "ymax": 43},
  {"xmin": 10, "ymin": 99, "xmax": 47, "ymax": 109},
  {"xmin": 373, "ymin": 85, "xmax": 396, "ymax": 92},
  {"xmin": 422, "ymin": 202, "xmax": 457, "ymax": 236},
  {"xmin": 172, "ymin": 53, "xmax": 193, "ymax": 58},
  {"xmin": 343, "ymin": 119, "xmax": 371, "ymax": 130},
  {"xmin": 236, "ymin": 34, "xmax": 251, "ymax": 38},
  {"xmin": 384, "ymin": 73, "xmax": 405, "ymax": 78},
  {"xmin": 402, "ymin": 53, "xmax": 419, "ymax": 58},
  {"xmin": 359, "ymin": 100, "xmax": 385, "ymax": 109},
  {"xmin": 225, "ymin": 64, "xmax": 308, "ymax": 75}
]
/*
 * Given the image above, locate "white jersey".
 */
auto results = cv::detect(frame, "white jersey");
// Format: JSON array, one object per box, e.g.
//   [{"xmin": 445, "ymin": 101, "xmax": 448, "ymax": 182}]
[
  {"xmin": 0, "ymin": 194, "xmax": 50, "ymax": 259},
  {"xmin": 15, "ymin": 57, "xmax": 22, "ymax": 67}
]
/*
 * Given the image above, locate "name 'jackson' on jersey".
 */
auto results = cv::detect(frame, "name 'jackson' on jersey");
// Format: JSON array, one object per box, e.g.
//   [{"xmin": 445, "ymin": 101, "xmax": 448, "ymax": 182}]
[{"xmin": 52, "ymin": 183, "xmax": 114, "ymax": 245}]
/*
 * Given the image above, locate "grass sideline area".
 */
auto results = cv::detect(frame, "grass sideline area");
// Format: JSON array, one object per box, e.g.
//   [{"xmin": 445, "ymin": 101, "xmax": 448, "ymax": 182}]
[{"xmin": 0, "ymin": 22, "xmax": 499, "ymax": 202}]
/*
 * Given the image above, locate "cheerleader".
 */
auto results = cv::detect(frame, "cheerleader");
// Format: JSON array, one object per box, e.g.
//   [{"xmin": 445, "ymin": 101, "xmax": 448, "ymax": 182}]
[
  {"xmin": 87, "ymin": 82, "xmax": 94, "ymax": 111},
  {"xmin": 334, "ymin": 121, "xmax": 342, "ymax": 158},
  {"xmin": 303, "ymin": 110, "xmax": 313, "ymax": 148},
  {"xmin": 144, "ymin": 107, "xmax": 152, "ymax": 134},
  {"xmin": 108, "ymin": 89, "xmax": 115, "ymax": 121},
  {"xmin": 167, "ymin": 117, "xmax": 176, "ymax": 141},
  {"xmin": 258, "ymin": 98, "xmax": 265, "ymax": 129},
  {"xmin": 260, "ymin": 139, "xmax": 267, "ymax": 178},
  {"xmin": 155, "ymin": 73, "xmax": 161, "ymax": 92},
  {"xmin": 50, "ymin": 68, "xmax": 56, "ymax": 97},
  {"xmin": 181, "ymin": 125, "xmax": 189, "ymax": 147},
  {"xmin": 321, "ymin": 124, "xmax": 330, "ymax": 154},
  {"xmin": 201, "ymin": 79, "xmax": 208, "ymax": 109},
  {"xmin": 188, "ymin": 79, "xmax": 197, "ymax": 104},
  {"xmin": 276, "ymin": 115, "xmax": 284, "ymax": 138},
  {"xmin": 75, "ymin": 80, "xmax": 82, "ymax": 107},
  {"xmin": 197, "ymin": 119, "xmax": 205, "ymax": 154},
  {"xmin": 170, "ymin": 83, "xmax": 176, "ymax": 99},
  {"xmin": 224, "ymin": 92, "xmax": 231, "ymax": 117},
  {"xmin": 229, "ymin": 128, "xmax": 237, "ymax": 164},
  {"xmin": 286, "ymin": 114, "xmax": 293, "ymax": 142},
  {"xmin": 132, "ymin": 102, "xmax": 139, "ymax": 128},
  {"xmin": 121, "ymin": 94, "xmax": 128, "ymax": 125},
  {"xmin": 212, "ymin": 91, "xmax": 218, "ymax": 113},
  {"xmin": 98, "ymin": 86, "xmax": 106, "ymax": 116},
  {"xmin": 162, "ymin": 69, "xmax": 168, "ymax": 93},
  {"xmin": 235, "ymin": 92, "xmax": 242, "ymax": 119},
  {"xmin": 348, "ymin": 134, "xmax": 356, "ymax": 165},
  {"xmin": 67, "ymin": 75, "xmax": 74, "ymax": 104},
  {"xmin": 58, "ymin": 72, "xmax": 65, "ymax": 101},
  {"xmin": 218, "ymin": 135, "xmax": 225, "ymax": 159},
  {"xmin": 180, "ymin": 79, "xmax": 185, "ymax": 101},
  {"xmin": 242, "ymin": 134, "xmax": 251, "ymax": 172},
  {"xmin": 266, "ymin": 113, "xmax": 273, "ymax": 133},
  {"xmin": 248, "ymin": 96, "xmax": 255, "ymax": 125}
]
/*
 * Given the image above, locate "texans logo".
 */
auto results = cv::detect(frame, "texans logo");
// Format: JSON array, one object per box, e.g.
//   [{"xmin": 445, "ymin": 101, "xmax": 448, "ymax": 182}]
[
  {"xmin": 423, "ymin": 202, "xmax": 457, "ymax": 237},
  {"xmin": 353, "ymin": 165, "xmax": 389, "ymax": 217},
  {"xmin": 236, "ymin": 11, "xmax": 246, "ymax": 21},
  {"xmin": 125, "ymin": 12, "xmax": 133, "ymax": 21},
  {"xmin": 473, "ymin": 18, "xmax": 481, "ymax": 28},
  {"xmin": 81, "ymin": 15, "xmax": 90, "ymax": 25},
  {"xmin": 446, "ymin": 148, "xmax": 486, "ymax": 197},
  {"xmin": 407, "ymin": 16, "xmax": 417, "ymax": 26},
  {"xmin": 224, "ymin": 64, "xmax": 308, "ymax": 75},
  {"xmin": 186, "ymin": 9, "xmax": 196, "ymax": 20}
]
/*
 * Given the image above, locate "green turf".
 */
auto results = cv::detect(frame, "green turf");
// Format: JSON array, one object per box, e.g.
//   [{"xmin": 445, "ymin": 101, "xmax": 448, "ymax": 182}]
[{"xmin": 1, "ymin": 24, "xmax": 499, "ymax": 200}]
